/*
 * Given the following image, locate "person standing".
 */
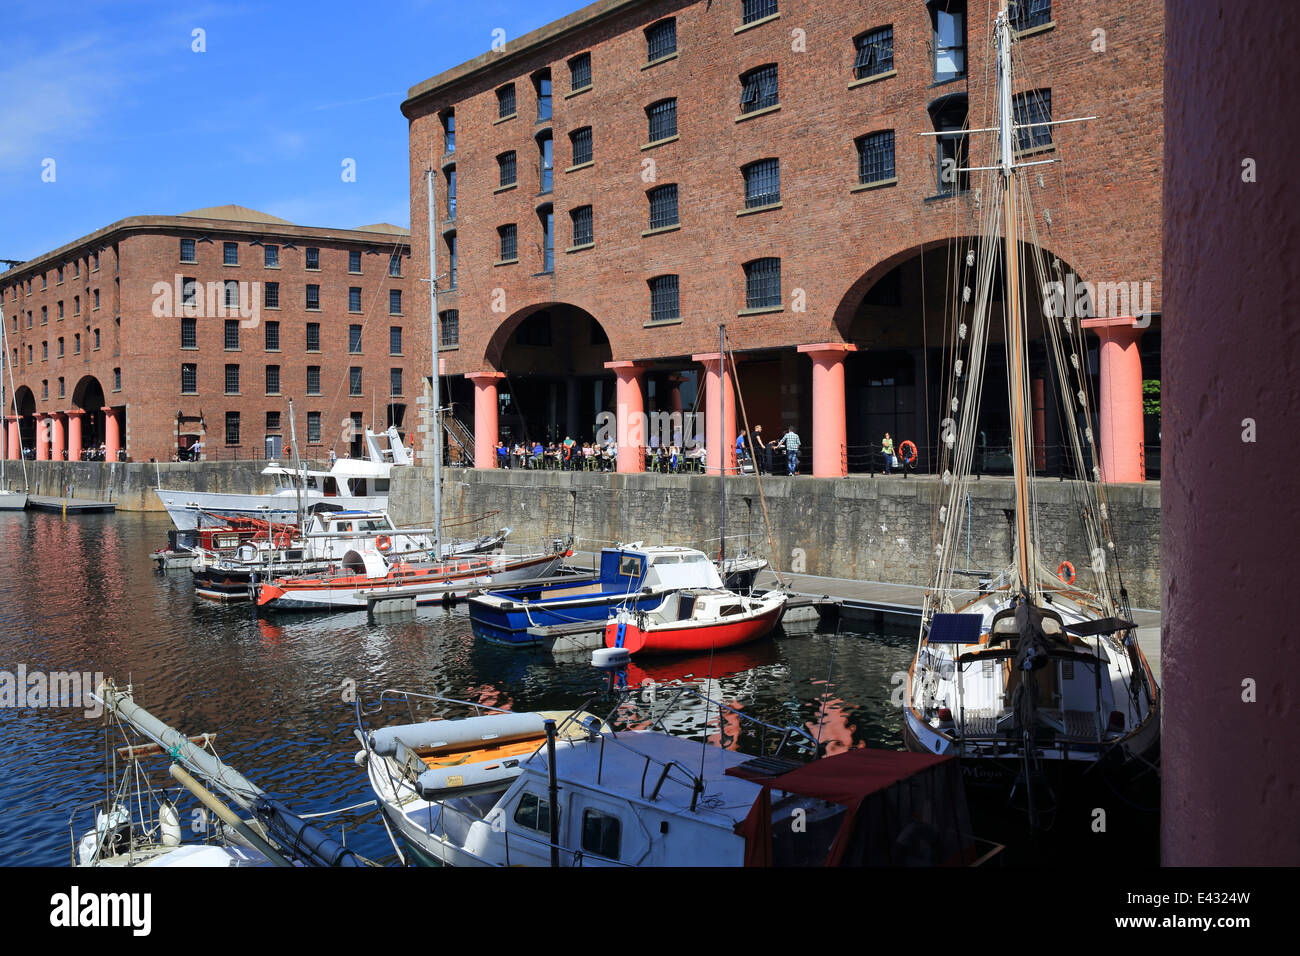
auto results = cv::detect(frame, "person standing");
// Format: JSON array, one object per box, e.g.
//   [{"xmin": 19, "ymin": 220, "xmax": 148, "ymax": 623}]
[
  {"xmin": 752, "ymin": 425, "xmax": 768, "ymax": 475},
  {"xmin": 881, "ymin": 432, "xmax": 895, "ymax": 475},
  {"xmin": 782, "ymin": 426, "xmax": 801, "ymax": 476},
  {"xmin": 735, "ymin": 432, "xmax": 747, "ymax": 474},
  {"xmin": 329, "ymin": 448, "xmax": 337, "ymax": 469}
]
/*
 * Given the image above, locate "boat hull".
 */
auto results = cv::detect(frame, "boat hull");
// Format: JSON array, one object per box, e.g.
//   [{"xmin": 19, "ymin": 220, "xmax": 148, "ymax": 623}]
[
  {"xmin": 155, "ymin": 489, "xmax": 388, "ymax": 531},
  {"xmin": 605, "ymin": 602, "xmax": 783, "ymax": 656},
  {"xmin": 0, "ymin": 491, "xmax": 28, "ymax": 510},
  {"xmin": 470, "ymin": 590, "xmax": 666, "ymax": 646}
]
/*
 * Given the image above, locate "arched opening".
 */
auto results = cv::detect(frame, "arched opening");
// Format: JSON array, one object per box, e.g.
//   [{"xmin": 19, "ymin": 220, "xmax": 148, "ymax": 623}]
[
  {"xmin": 835, "ymin": 240, "xmax": 1112, "ymax": 476},
  {"xmin": 72, "ymin": 375, "xmax": 107, "ymax": 457},
  {"xmin": 13, "ymin": 385, "xmax": 35, "ymax": 457},
  {"xmin": 483, "ymin": 303, "xmax": 614, "ymax": 447}
]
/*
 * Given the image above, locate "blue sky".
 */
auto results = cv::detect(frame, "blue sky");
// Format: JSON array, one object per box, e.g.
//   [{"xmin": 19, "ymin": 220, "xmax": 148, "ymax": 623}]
[{"xmin": 0, "ymin": 0, "xmax": 585, "ymax": 261}]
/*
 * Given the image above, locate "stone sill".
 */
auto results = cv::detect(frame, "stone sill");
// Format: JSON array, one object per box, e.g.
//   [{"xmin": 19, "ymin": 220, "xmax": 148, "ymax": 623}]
[
  {"xmin": 494, "ymin": 258, "xmax": 519, "ymax": 267},
  {"xmin": 564, "ymin": 85, "xmax": 592, "ymax": 100},
  {"xmin": 738, "ymin": 306, "xmax": 783, "ymax": 316},
  {"xmin": 641, "ymin": 224, "xmax": 681, "ymax": 238},
  {"xmin": 736, "ymin": 104, "xmax": 780, "ymax": 123},
  {"xmin": 737, "ymin": 201, "xmax": 782, "ymax": 217},
  {"xmin": 438, "ymin": 344, "xmax": 459, "ymax": 351},
  {"xmin": 1014, "ymin": 21, "xmax": 1056, "ymax": 39},
  {"xmin": 1015, "ymin": 143, "xmax": 1057, "ymax": 159},
  {"xmin": 566, "ymin": 242, "xmax": 594, "ymax": 254},
  {"xmin": 494, "ymin": 182, "xmax": 517, "ymax": 194},
  {"xmin": 735, "ymin": 13, "xmax": 780, "ymax": 35},
  {"xmin": 493, "ymin": 112, "xmax": 516, "ymax": 125},
  {"xmin": 849, "ymin": 69, "xmax": 897, "ymax": 89},
  {"xmin": 566, "ymin": 160, "xmax": 594, "ymax": 173},
  {"xmin": 642, "ymin": 52, "xmax": 678, "ymax": 71},
  {"xmin": 641, "ymin": 134, "xmax": 678, "ymax": 151},
  {"xmin": 851, "ymin": 177, "xmax": 898, "ymax": 193},
  {"xmin": 644, "ymin": 318, "xmax": 682, "ymax": 327}
]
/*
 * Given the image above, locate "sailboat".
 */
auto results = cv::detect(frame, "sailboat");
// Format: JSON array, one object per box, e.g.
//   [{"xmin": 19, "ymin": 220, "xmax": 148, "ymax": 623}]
[
  {"xmin": 902, "ymin": 7, "xmax": 1159, "ymax": 828},
  {"xmin": 0, "ymin": 305, "xmax": 30, "ymax": 509}
]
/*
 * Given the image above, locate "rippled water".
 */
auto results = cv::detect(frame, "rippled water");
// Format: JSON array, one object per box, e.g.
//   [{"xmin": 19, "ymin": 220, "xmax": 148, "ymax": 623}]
[{"xmin": 0, "ymin": 510, "xmax": 913, "ymax": 866}]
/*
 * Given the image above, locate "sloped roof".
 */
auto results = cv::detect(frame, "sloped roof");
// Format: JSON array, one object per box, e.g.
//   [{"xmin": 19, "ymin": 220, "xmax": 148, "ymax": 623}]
[
  {"xmin": 179, "ymin": 205, "xmax": 296, "ymax": 225},
  {"xmin": 353, "ymin": 222, "xmax": 410, "ymax": 235}
]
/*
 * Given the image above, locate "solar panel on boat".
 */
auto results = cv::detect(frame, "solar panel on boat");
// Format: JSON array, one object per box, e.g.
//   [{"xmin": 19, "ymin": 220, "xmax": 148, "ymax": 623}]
[
  {"xmin": 1063, "ymin": 617, "xmax": 1135, "ymax": 637},
  {"xmin": 927, "ymin": 613, "xmax": 984, "ymax": 644}
]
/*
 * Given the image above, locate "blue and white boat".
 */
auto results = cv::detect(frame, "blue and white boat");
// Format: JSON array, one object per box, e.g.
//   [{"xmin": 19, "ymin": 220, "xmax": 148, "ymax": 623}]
[{"xmin": 468, "ymin": 544, "xmax": 723, "ymax": 646}]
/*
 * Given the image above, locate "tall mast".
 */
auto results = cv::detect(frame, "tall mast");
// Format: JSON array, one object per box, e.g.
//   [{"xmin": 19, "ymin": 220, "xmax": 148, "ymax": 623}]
[
  {"xmin": 997, "ymin": 8, "xmax": 1033, "ymax": 594},
  {"xmin": 718, "ymin": 323, "xmax": 726, "ymax": 568},
  {"xmin": 425, "ymin": 169, "xmax": 443, "ymax": 561},
  {"xmin": 287, "ymin": 397, "xmax": 304, "ymax": 528}
]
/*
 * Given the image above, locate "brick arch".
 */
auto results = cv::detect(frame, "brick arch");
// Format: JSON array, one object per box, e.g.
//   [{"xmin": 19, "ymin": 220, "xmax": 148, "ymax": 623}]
[
  {"xmin": 480, "ymin": 300, "xmax": 615, "ymax": 370},
  {"xmin": 71, "ymin": 374, "xmax": 105, "ymax": 413}
]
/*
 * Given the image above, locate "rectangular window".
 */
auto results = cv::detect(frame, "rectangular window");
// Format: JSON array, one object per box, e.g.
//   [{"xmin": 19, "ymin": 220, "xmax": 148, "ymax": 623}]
[
  {"xmin": 223, "ymin": 241, "xmax": 238, "ymax": 266},
  {"xmin": 224, "ymin": 319, "xmax": 240, "ymax": 350},
  {"xmin": 93, "ymin": 251, "xmax": 100, "ymax": 271},
  {"xmin": 348, "ymin": 250, "xmax": 361, "ymax": 273},
  {"xmin": 349, "ymin": 324, "xmax": 362, "ymax": 353},
  {"xmin": 535, "ymin": 72, "xmax": 552, "ymax": 121},
  {"xmin": 743, "ymin": 158, "xmax": 780, "ymax": 207},
  {"xmin": 571, "ymin": 205, "xmax": 593, "ymax": 246},
  {"xmin": 265, "ymin": 365, "xmax": 280, "ymax": 394},
  {"xmin": 224, "ymin": 363, "xmax": 240, "ymax": 394},
  {"xmin": 181, "ymin": 316, "xmax": 196, "ymax": 349},
  {"xmin": 646, "ymin": 19, "xmax": 676, "ymax": 62},
  {"xmin": 307, "ymin": 365, "xmax": 321, "ymax": 395},
  {"xmin": 180, "ymin": 239, "xmax": 196, "ymax": 263},
  {"xmin": 58, "ymin": 301, "xmax": 64, "ymax": 319},
  {"xmin": 306, "ymin": 284, "xmax": 320, "ymax": 310},
  {"xmin": 94, "ymin": 329, "xmax": 101, "ymax": 349},
  {"xmin": 1013, "ymin": 88, "xmax": 1053, "ymax": 151},
  {"xmin": 513, "ymin": 792, "xmax": 553, "ymax": 833},
  {"xmin": 1010, "ymin": 0, "xmax": 1051, "ymax": 31},
  {"xmin": 446, "ymin": 236, "xmax": 457, "ymax": 290},
  {"xmin": 306, "ymin": 322, "xmax": 321, "ymax": 352},
  {"xmin": 307, "ymin": 412, "xmax": 321, "ymax": 443},
  {"xmin": 647, "ymin": 99, "xmax": 676, "ymax": 143},
  {"xmin": 93, "ymin": 289, "xmax": 100, "ymax": 309},
  {"xmin": 224, "ymin": 280, "xmax": 239, "ymax": 309},
  {"xmin": 305, "ymin": 247, "xmax": 320, "ymax": 269},
  {"xmin": 390, "ymin": 368, "xmax": 403, "ymax": 395},
  {"xmin": 58, "ymin": 377, "xmax": 65, "ymax": 398},
  {"xmin": 857, "ymin": 130, "xmax": 896, "ymax": 184},
  {"xmin": 499, "ymin": 224, "xmax": 518, "ymax": 261},
  {"xmin": 75, "ymin": 333, "xmax": 81, "ymax": 354},
  {"xmin": 264, "ymin": 244, "xmax": 279, "ymax": 268},
  {"xmin": 498, "ymin": 151, "xmax": 517, "ymax": 187},
  {"xmin": 853, "ymin": 26, "xmax": 894, "ymax": 79},
  {"xmin": 439, "ymin": 310, "xmax": 459, "ymax": 347},
  {"xmin": 581, "ymin": 808, "xmax": 622, "ymax": 860},
  {"xmin": 267, "ymin": 411, "xmax": 282, "ymax": 432},
  {"xmin": 649, "ymin": 275, "xmax": 680, "ymax": 322},
  {"xmin": 389, "ymin": 289, "xmax": 402, "ymax": 314},
  {"xmin": 648, "ymin": 184, "xmax": 679, "ymax": 230},
  {"xmin": 932, "ymin": 0, "xmax": 967, "ymax": 83},
  {"xmin": 225, "ymin": 411, "xmax": 240, "ymax": 445},
  {"xmin": 447, "ymin": 167, "xmax": 456, "ymax": 219},
  {"xmin": 538, "ymin": 133, "xmax": 553, "ymax": 193},
  {"xmin": 181, "ymin": 363, "xmax": 197, "ymax": 394},
  {"xmin": 265, "ymin": 320, "xmax": 280, "ymax": 351},
  {"xmin": 541, "ymin": 208, "xmax": 554, "ymax": 273},
  {"xmin": 390, "ymin": 326, "xmax": 402, "ymax": 354},
  {"xmin": 569, "ymin": 52, "xmax": 591, "ymax": 91},
  {"xmin": 740, "ymin": 64, "xmax": 779, "ymax": 113},
  {"xmin": 389, "ymin": 253, "xmax": 402, "ymax": 277},
  {"xmin": 497, "ymin": 83, "xmax": 516, "ymax": 118},
  {"xmin": 442, "ymin": 110, "xmax": 455, "ymax": 153},
  {"xmin": 349, "ymin": 287, "xmax": 362, "ymax": 312},
  {"xmin": 264, "ymin": 281, "xmax": 280, "ymax": 308},
  {"xmin": 57, "ymin": 337, "xmax": 64, "ymax": 357},
  {"xmin": 73, "ymin": 296, "xmax": 80, "ymax": 315},
  {"xmin": 349, "ymin": 367, "xmax": 362, "ymax": 396},
  {"xmin": 742, "ymin": 0, "xmax": 778, "ymax": 24},
  {"xmin": 744, "ymin": 258, "xmax": 781, "ymax": 309},
  {"xmin": 571, "ymin": 127, "xmax": 592, "ymax": 166}
]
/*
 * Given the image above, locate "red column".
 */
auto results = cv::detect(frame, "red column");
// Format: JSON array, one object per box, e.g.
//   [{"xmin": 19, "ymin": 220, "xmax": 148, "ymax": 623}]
[
  {"xmin": 35, "ymin": 414, "xmax": 49, "ymax": 460},
  {"xmin": 798, "ymin": 343, "xmax": 857, "ymax": 478},
  {"xmin": 605, "ymin": 361, "xmax": 647, "ymax": 473},
  {"xmin": 5, "ymin": 416, "xmax": 19, "ymax": 460},
  {"xmin": 1081, "ymin": 317, "xmax": 1145, "ymax": 482},
  {"xmin": 692, "ymin": 353, "xmax": 736, "ymax": 475},
  {"xmin": 102, "ymin": 406, "xmax": 121, "ymax": 461},
  {"xmin": 51, "ymin": 413, "xmax": 66, "ymax": 460},
  {"xmin": 467, "ymin": 372, "xmax": 504, "ymax": 469},
  {"xmin": 67, "ymin": 410, "xmax": 84, "ymax": 461}
]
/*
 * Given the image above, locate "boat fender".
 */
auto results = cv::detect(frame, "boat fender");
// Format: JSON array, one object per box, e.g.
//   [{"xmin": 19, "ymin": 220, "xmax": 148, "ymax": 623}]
[
  {"xmin": 158, "ymin": 800, "xmax": 183, "ymax": 847},
  {"xmin": 1057, "ymin": 560, "xmax": 1075, "ymax": 585},
  {"xmin": 354, "ymin": 749, "xmax": 369, "ymax": 767},
  {"xmin": 375, "ymin": 535, "xmax": 392, "ymax": 553},
  {"xmin": 592, "ymin": 646, "xmax": 631, "ymax": 670}
]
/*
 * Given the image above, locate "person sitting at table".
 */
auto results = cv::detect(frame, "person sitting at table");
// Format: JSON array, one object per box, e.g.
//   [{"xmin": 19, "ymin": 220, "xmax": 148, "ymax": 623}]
[
  {"xmin": 601, "ymin": 437, "xmax": 616, "ymax": 471},
  {"xmin": 531, "ymin": 441, "xmax": 544, "ymax": 469},
  {"xmin": 495, "ymin": 441, "xmax": 508, "ymax": 468},
  {"xmin": 668, "ymin": 442, "xmax": 680, "ymax": 473}
]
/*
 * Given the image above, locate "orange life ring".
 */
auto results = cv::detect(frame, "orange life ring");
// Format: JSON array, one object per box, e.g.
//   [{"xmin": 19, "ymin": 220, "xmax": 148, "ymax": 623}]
[
  {"xmin": 375, "ymin": 535, "xmax": 392, "ymax": 553},
  {"xmin": 274, "ymin": 532, "xmax": 291, "ymax": 549},
  {"xmin": 899, "ymin": 440, "xmax": 918, "ymax": 465},
  {"xmin": 1057, "ymin": 560, "xmax": 1075, "ymax": 585}
]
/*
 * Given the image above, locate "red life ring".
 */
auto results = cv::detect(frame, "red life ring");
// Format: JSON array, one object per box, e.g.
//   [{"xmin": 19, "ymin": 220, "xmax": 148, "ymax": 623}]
[
  {"xmin": 274, "ymin": 532, "xmax": 291, "ymax": 549},
  {"xmin": 899, "ymin": 440, "xmax": 918, "ymax": 465},
  {"xmin": 1057, "ymin": 560, "xmax": 1076, "ymax": 585},
  {"xmin": 375, "ymin": 535, "xmax": 392, "ymax": 553}
]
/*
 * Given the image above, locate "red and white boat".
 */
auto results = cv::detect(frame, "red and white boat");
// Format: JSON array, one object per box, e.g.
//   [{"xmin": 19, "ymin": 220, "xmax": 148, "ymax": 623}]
[
  {"xmin": 603, "ymin": 589, "xmax": 787, "ymax": 656},
  {"xmin": 256, "ymin": 546, "xmax": 570, "ymax": 612}
]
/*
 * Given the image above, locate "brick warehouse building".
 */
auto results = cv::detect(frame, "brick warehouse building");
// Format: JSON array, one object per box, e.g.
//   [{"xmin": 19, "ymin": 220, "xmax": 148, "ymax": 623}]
[
  {"xmin": 403, "ymin": 0, "xmax": 1162, "ymax": 480},
  {"xmin": 1, "ymin": 206, "xmax": 414, "ymax": 464}
]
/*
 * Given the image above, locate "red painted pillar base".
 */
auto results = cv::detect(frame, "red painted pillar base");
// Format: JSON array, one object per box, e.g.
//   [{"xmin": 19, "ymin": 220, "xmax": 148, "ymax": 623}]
[
  {"xmin": 35, "ymin": 414, "xmax": 49, "ymax": 461},
  {"xmin": 1082, "ymin": 317, "xmax": 1145, "ymax": 482},
  {"xmin": 5, "ymin": 416, "xmax": 19, "ymax": 460},
  {"xmin": 605, "ymin": 361, "xmax": 647, "ymax": 473},
  {"xmin": 67, "ymin": 411, "xmax": 84, "ymax": 461},
  {"xmin": 51, "ymin": 414, "xmax": 66, "ymax": 461},
  {"xmin": 102, "ymin": 406, "xmax": 121, "ymax": 462},
  {"xmin": 798, "ymin": 343, "xmax": 857, "ymax": 477},
  {"xmin": 467, "ymin": 372, "xmax": 504, "ymax": 469},
  {"xmin": 692, "ymin": 352, "xmax": 736, "ymax": 475}
]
